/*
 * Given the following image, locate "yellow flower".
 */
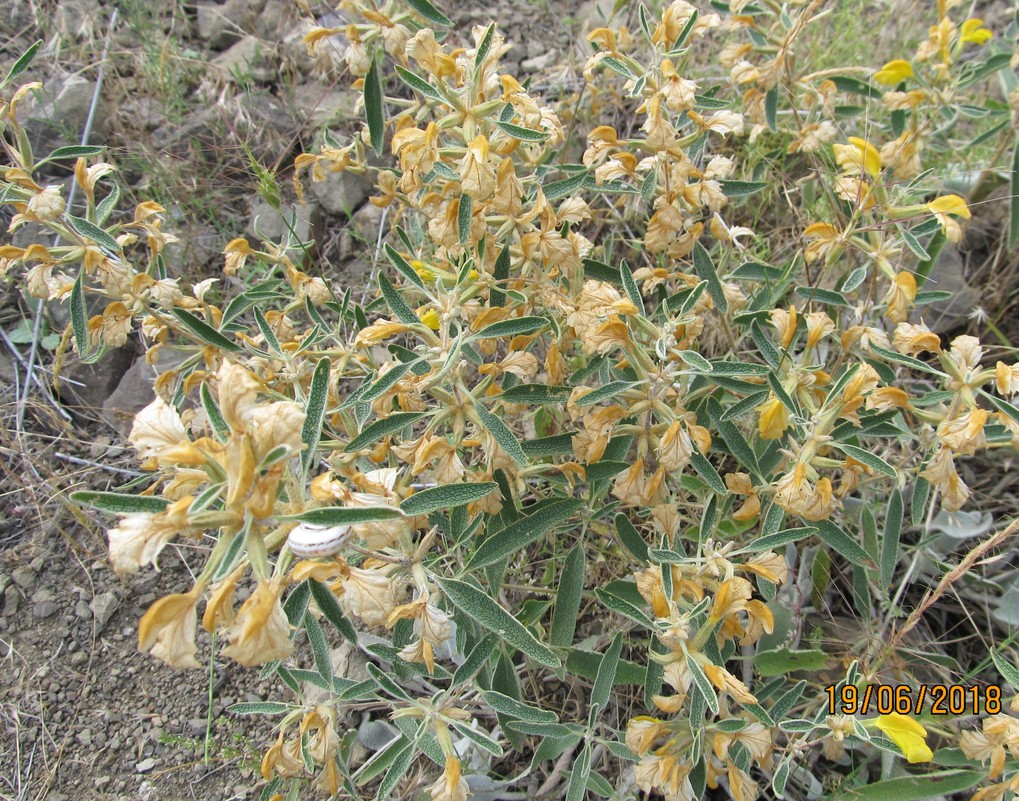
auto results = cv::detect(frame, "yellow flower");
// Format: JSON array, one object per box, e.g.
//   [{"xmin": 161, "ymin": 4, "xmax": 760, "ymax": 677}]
[
  {"xmin": 959, "ymin": 18, "xmax": 992, "ymax": 45},
  {"xmin": 138, "ymin": 587, "xmax": 202, "ymax": 669},
  {"xmin": 129, "ymin": 396, "xmax": 189, "ymax": 461},
  {"xmin": 223, "ymin": 237, "xmax": 253, "ymax": 275},
  {"xmin": 107, "ymin": 496, "xmax": 194, "ymax": 577},
  {"xmin": 874, "ymin": 59, "xmax": 914, "ymax": 85},
  {"xmin": 26, "ymin": 185, "xmax": 66, "ymax": 221},
  {"xmin": 427, "ymin": 756, "xmax": 470, "ymax": 801},
  {"xmin": 411, "ymin": 260, "xmax": 436, "ymax": 283},
  {"xmin": 338, "ymin": 562, "xmax": 402, "ymax": 628},
  {"xmin": 833, "ymin": 137, "xmax": 882, "ymax": 178},
  {"xmin": 419, "ymin": 307, "xmax": 441, "ymax": 330},
  {"xmin": 221, "ymin": 577, "xmax": 293, "ymax": 667},
  {"xmin": 927, "ymin": 194, "xmax": 970, "ymax": 244},
  {"xmin": 873, "ymin": 713, "xmax": 934, "ymax": 763},
  {"xmin": 756, "ymin": 395, "xmax": 790, "ymax": 440},
  {"xmin": 884, "ymin": 271, "xmax": 917, "ymax": 323}
]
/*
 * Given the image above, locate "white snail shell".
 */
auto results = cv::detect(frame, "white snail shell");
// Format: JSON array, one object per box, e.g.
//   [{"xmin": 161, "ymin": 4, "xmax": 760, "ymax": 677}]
[{"xmin": 287, "ymin": 523, "xmax": 351, "ymax": 559}]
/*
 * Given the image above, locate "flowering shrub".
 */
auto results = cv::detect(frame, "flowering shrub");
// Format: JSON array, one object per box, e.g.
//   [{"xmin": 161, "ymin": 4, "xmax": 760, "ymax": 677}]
[{"xmin": 3, "ymin": 0, "xmax": 1019, "ymax": 799}]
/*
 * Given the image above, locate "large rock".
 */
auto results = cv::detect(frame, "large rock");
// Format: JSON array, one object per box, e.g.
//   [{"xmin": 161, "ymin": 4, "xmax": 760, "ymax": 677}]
[
  {"xmin": 195, "ymin": 0, "xmax": 266, "ymax": 49},
  {"xmin": 288, "ymin": 82, "xmax": 359, "ymax": 129},
  {"xmin": 101, "ymin": 347, "xmax": 188, "ymax": 435},
  {"xmin": 56, "ymin": 345, "xmax": 138, "ymax": 420},
  {"xmin": 919, "ymin": 245, "xmax": 981, "ymax": 333},
  {"xmin": 310, "ymin": 169, "xmax": 372, "ymax": 217},
  {"xmin": 23, "ymin": 74, "xmax": 110, "ymax": 161},
  {"xmin": 246, "ymin": 198, "xmax": 320, "ymax": 245},
  {"xmin": 210, "ymin": 36, "xmax": 273, "ymax": 83}
]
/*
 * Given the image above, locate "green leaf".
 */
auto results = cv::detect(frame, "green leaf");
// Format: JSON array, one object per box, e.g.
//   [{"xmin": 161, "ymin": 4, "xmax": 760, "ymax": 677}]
[
  {"xmin": 870, "ymin": 343, "xmax": 942, "ymax": 375},
  {"xmin": 301, "ymin": 357, "xmax": 330, "ymax": 471},
  {"xmin": 615, "ymin": 513, "xmax": 649, "ymax": 563},
  {"xmin": 830, "ymin": 75, "xmax": 881, "ymax": 98},
  {"xmin": 229, "ymin": 701, "xmax": 292, "ymax": 715},
  {"xmin": 3, "ymin": 40, "xmax": 42, "ymax": 88},
  {"xmin": 470, "ymin": 498, "xmax": 584, "ymax": 569},
  {"xmin": 403, "ymin": 0, "xmax": 452, "ymax": 26},
  {"xmin": 491, "ymin": 245, "xmax": 509, "ymax": 307},
  {"xmin": 567, "ymin": 649, "xmax": 646, "ymax": 685},
  {"xmin": 472, "ymin": 398, "xmax": 528, "ymax": 465},
  {"xmin": 71, "ymin": 491, "xmax": 170, "ymax": 515},
  {"xmin": 690, "ymin": 444, "xmax": 726, "ymax": 494},
  {"xmin": 358, "ymin": 360, "xmax": 415, "ymax": 406},
  {"xmin": 794, "ymin": 285, "xmax": 850, "ymax": 307},
  {"xmin": 543, "ymin": 171, "xmax": 587, "ymax": 201},
  {"xmin": 911, "ymin": 475, "xmax": 931, "ymax": 527},
  {"xmin": 253, "ymin": 307, "xmax": 282, "ymax": 354},
  {"xmin": 589, "ymin": 633, "xmax": 623, "ymax": 722},
  {"xmin": 765, "ymin": 86, "xmax": 777, "ymax": 132},
  {"xmin": 830, "ymin": 770, "xmax": 980, "ymax": 801},
  {"xmin": 881, "ymin": 490, "xmax": 902, "ymax": 586},
  {"xmin": 482, "ymin": 690, "xmax": 558, "ymax": 723},
  {"xmin": 401, "ymin": 482, "xmax": 497, "ymax": 516},
  {"xmin": 473, "ymin": 316, "xmax": 548, "ymax": 339},
  {"xmin": 69, "ymin": 270, "xmax": 93, "ymax": 362},
  {"xmin": 565, "ymin": 745, "xmax": 592, "ymax": 801},
  {"xmin": 583, "ymin": 258, "xmax": 622, "ymax": 284},
  {"xmin": 171, "ymin": 308, "xmax": 241, "ymax": 352},
  {"xmin": 551, "ymin": 544, "xmax": 586, "ymax": 647},
  {"xmin": 594, "ymin": 588, "xmax": 656, "ymax": 629},
  {"xmin": 620, "ymin": 261, "xmax": 645, "ymax": 316},
  {"xmin": 900, "ymin": 228, "xmax": 930, "ymax": 261},
  {"xmin": 200, "ymin": 383, "xmax": 229, "ymax": 442},
  {"xmin": 692, "ymin": 242, "xmax": 728, "ymax": 314},
  {"xmin": 745, "ymin": 526, "xmax": 817, "ymax": 552},
  {"xmin": 457, "ymin": 193, "xmax": 472, "ymax": 245},
  {"xmin": 304, "ymin": 613, "xmax": 332, "ymax": 686},
  {"xmin": 991, "ymin": 649, "xmax": 1019, "ymax": 690},
  {"xmin": 509, "ymin": 720, "xmax": 586, "ymax": 738},
  {"xmin": 685, "ymin": 653, "xmax": 719, "ymax": 714},
  {"xmin": 473, "ymin": 22, "xmax": 495, "ymax": 71},
  {"xmin": 678, "ymin": 350, "xmax": 712, "ymax": 372},
  {"xmin": 288, "ymin": 507, "xmax": 403, "ymax": 525},
  {"xmin": 670, "ymin": 8, "xmax": 699, "ymax": 50},
  {"xmin": 833, "ymin": 443, "xmax": 897, "ymax": 478},
  {"xmin": 719, "ymin": 180, "xmax": 768, "ymax": 198},
  {"xmin": 574, "ymin": 381, "xmax": 635, "ymax": 407},
  {"xmin": 309, "ymin": 580, "xmax": 358, "ymax": 644},
  {"xmin": 518, "ymin": 434, "xmax": 573, "ymax": 460},
  {"xmin": 496, "ymin": 384, "xmax": 572, "ymax": 404},
  {"xmin": 452, "ymin": 633, "xmax": 499, "ymax": 687},
  {"xmin": 364, "ymin": 50, "xmax": 384, "ymax": 155},
  {"xmin": 451, "ymin": 720, "xmax": 503, "ymax": 757},
  {"xmin": 375, "ymin": 740, "xmax": 415, "ymax": 801},
  {"xmin": 378, "ymin": 273, "xmax": 419, "ymax": 325},
  {"xmin": 345, "ymin": 412, "xmax": 429, "ymax": 452},
  {"xmin": 39, "ymin": 144, "xmax": 106, "ymax": 164},
  {"xmin": 495, "ymin": 120, "xmax": 549, "ymax": 141},
  {"xmin": 755, "ymin": 648, "xmax": 829, "ymax": 677},
  {"xmin": 65, "ymin": 214, "xmax": 121, "ymax": 253},
  {"xmin": 842, "ymin": 265, "xmax": 869, "ymax": 293},
  {"xmin": 438, "ymin": 578, "xmax": 561, "ymax": 668},
  {"xmin": 815, "ymin": 520, "xmax": 875, "ymax": 569},
  {"xmin": 394, "ymin": 65, "xmax": 443, "ymax": 102}
]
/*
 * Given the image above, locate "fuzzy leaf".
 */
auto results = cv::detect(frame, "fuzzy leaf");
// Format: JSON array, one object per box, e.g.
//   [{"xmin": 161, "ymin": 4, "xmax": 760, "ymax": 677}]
[
  {"xmin": 438, "ymin": 578, "xmax": 561, "ymax": 668},
  {"xmin": 401, "ymin": 482, "xmax": 497, "ymax": 516}
]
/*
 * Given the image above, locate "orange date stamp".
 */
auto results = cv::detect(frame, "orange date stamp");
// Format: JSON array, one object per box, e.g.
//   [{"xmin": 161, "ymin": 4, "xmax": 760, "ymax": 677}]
[{"xmin": 825, "ymin": 684, "xmax": 1002, "ymax": 716}]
